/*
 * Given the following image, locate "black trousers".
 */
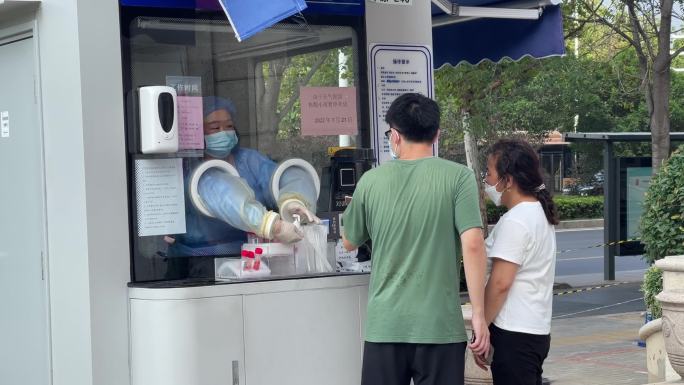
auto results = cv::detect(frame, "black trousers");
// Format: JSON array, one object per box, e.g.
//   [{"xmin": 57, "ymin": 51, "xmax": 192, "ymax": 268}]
[
  {"xmin": 361, "ymin": 341, "xmax": 466, "ymax": 385},
  {"xmin": 490, "ymin": 324, "xmax": 551, "ymax": 385}
]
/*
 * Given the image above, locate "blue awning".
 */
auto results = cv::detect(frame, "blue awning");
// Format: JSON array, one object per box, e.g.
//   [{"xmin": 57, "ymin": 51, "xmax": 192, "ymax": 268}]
[{"xmin": 432, "ymin": 0, "xmax": 565, "ymax": 66}]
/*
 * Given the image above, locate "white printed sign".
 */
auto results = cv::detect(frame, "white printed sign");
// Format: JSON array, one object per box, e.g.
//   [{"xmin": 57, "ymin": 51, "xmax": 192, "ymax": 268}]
[
  {"xmin": 135, "ymin": 158, "xmax": 187, "ymax": 237},
  {"xmin": 369, "ymin": 44, "xmax": 435, "ymax": 165},
  {"xmin": 1, "ymin": 111, "xmax": 9, "ymax": 138},
  {"xmin": 335, "ymin": 240, "xmax": 359, "ymax": 263}
]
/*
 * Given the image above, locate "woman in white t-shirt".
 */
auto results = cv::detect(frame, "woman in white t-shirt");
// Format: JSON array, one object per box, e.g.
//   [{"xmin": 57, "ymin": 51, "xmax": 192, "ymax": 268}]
[{"xmin": 476, "ymin": 139, "xmax": 558, "ymax": 385}]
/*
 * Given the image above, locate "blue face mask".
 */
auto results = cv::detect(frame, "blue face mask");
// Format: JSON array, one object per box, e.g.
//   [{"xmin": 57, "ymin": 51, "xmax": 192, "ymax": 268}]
[{"xmin": 205, "ymin": 131, "xmax": 238, "ymax": 159}]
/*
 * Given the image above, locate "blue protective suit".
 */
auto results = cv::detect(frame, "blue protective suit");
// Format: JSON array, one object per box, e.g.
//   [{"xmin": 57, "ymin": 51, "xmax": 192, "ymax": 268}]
[{"xmin": 167, "ymin": 147, "xmax": 277, "ymax": 257}]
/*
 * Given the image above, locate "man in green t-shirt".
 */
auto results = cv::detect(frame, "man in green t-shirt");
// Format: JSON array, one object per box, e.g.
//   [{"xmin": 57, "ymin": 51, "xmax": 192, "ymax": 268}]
[{"xmin": 342, "ymin": 93, "xmax": 490, "ymax": 385}]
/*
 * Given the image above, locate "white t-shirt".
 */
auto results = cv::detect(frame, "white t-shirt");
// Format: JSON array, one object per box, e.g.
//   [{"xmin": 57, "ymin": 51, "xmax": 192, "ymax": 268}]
[{"xmin": 485, "ymin": 201, "xmax": 556, "ymax": 335}]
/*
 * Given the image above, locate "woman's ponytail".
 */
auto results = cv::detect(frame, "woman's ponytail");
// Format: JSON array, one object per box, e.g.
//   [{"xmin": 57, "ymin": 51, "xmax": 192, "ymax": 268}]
[{"xmin": 535, "ymin": 187, "xmax": 559, "ymax": 225}]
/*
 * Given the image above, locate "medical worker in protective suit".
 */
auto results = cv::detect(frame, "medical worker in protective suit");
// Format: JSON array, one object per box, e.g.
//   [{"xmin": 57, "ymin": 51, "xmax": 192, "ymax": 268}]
[{"xmin": 165, "ymin": 97, "xmax": 320, "ymax": 269}]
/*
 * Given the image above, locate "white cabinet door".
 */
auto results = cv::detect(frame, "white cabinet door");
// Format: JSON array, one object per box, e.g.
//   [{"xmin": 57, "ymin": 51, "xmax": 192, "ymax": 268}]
[
  {"xmin": 243, "ymin": 287, "xmax": 363, "ymax": 385},
  {"xmin": 130, "ymin": 296, "xmax": 245, "ymax": 385}
]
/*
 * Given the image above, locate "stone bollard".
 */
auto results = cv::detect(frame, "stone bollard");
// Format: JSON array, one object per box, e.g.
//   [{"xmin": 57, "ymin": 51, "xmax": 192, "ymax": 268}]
[
  {"xmin": 655, "ymin": 255, "xmax": 684, "ymax": 379},
  {"xmin": 639, "ymin": 318, "xmax": 681, "ymax": 383},
  {"xmin": 462, "ymin": 304, "xmax": 493, "ymax": 385}
]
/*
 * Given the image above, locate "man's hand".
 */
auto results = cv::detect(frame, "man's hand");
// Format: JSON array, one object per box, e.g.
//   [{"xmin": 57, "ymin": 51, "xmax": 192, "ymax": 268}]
[
  {"xmin": 468, "ymin": 312, "xmax": 490, "ymax": 359},
  {"xmin": 473, "ymin": 352, "xmax": 489, "ymax": 371},
  {"xmin": 341, "ymin": 231, "xmax": 358, "ymax": 252}
]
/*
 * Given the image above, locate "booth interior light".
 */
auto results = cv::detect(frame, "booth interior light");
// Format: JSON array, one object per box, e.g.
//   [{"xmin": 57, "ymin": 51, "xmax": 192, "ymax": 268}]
[
  {"xmin": 135, "ymin": 17, "xmax": 327, "ymax": 62},
  {"xmin": 137, "ymin": 18, "xmax": 229, "ymax": 33},
  {"xmin": 432, "ymin": 0, "xmax": 557, "ymax": 27},
  {"xmin": 214, "ymin": 36, "xmax": 320, "ymax": 62},
  {"xmin": 456, "ymin": 5, "xmax": 540, "ymax": 19}
]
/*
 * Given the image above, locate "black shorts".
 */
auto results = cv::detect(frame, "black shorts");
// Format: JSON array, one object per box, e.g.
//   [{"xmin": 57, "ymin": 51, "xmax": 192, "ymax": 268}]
[
  {"xmin": 361, "ymin": 341, "xmax": 467, "ymax": 385},
  {"xmin": 490, "ymin": 324, "xmax": 551, "ymax": 385}
]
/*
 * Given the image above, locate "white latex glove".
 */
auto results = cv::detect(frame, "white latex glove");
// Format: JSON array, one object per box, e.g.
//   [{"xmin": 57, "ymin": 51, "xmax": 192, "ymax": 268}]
[
  {"xmin": 280, "ymin": 199, "xmax": 320, "ymax": 225},
  {"xmin": 272, "ymin": 219, "xmax": 304, "ymax": 244}
]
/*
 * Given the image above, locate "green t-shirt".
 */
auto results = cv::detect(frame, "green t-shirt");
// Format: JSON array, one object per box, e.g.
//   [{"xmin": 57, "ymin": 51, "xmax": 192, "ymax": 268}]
[{"xmin": 343, "ymin": 157, "xmax": 483, "ymax": 344}]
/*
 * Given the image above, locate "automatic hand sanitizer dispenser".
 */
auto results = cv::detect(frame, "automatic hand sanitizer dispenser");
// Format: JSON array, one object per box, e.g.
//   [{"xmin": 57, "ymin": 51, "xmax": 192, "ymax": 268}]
[{"xmin": 139, "ymin": 86, "xmax": 178, "ymax": 154}]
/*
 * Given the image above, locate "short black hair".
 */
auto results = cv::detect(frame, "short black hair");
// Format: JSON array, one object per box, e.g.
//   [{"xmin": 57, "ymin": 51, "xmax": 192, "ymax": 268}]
[{"xmin": 384, "ymin": 93, "xmax": 440, "ymax": 143}]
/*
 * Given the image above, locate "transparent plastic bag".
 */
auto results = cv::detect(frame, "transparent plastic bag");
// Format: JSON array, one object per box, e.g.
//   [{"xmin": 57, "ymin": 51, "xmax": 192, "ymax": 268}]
[{"xmin": 295, "ymin": 223, "xmax": 333, "ymax": 273}]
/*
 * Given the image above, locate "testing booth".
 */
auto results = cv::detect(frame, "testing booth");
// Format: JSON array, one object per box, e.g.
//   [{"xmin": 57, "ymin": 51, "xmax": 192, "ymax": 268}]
[
  {"xmin": 0, "ymin": 1, "xmax": 564, "ymax": 384},
  {"xmin": 120, "ymin": 4, "xmax": 421, "ymax": 383}
]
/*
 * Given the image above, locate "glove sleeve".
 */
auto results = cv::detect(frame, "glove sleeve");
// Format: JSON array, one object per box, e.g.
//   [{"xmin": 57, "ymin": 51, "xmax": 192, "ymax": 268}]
[
  {"xmin": 198, "ymin": 168, "xmax": 278, "ymax": 238},
  {"xmin": 276, "ymin": 166, "xmax": 318, "ymax": 210}
]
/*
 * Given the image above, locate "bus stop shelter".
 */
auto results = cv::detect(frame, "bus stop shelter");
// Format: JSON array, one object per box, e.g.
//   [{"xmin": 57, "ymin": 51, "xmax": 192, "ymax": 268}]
[{"xmin": 565, "ymin": 132, "xmax": 684, "ymax": 280}]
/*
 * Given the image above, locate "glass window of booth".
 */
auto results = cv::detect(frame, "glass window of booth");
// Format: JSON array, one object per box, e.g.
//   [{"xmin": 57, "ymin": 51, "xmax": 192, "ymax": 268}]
[{"xmin": 123, "ymin": 15, "xmax": 363, "ymax": 282}]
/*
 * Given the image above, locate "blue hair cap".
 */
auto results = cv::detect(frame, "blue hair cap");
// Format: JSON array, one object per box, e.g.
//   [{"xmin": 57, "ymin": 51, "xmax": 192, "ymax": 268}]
[{"xmin": 203, "ymin": 96, "xmax": 237, "ymax": 119}]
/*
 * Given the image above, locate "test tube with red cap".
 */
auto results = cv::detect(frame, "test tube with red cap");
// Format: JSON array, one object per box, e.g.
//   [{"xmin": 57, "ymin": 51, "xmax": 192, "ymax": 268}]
[
  {"xmin": 254, "ymin": 247, "xmax": 263, "ymax": 270},
  {"xmin": 241, "ymin": 250, "xmax": 253, "ymax": 271}
]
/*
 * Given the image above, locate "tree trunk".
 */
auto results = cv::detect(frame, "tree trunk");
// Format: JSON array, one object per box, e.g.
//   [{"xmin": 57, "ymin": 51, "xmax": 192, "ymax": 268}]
[
  {"xmin": 651, "ymin": 0, "xmax": 674, "ymax": 171},
  {"xmin": 651, "ymin": 55, "xmax": 672, "ymax": 171},
  {"xmin": 462, "ymin": 110, "xmax": 489, "ymax": 237},
  {"xmin": 256, "ymin": 58, "xmax": 289, "ymax": 155}
]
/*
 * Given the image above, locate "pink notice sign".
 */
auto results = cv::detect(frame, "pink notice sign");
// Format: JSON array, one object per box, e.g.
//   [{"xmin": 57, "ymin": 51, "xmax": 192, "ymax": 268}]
[
  {"xmin": 166, "ymin": 76, "xmax": 204, "ymax": 150},
  {"xmin": 176, "ymin": 96, "xmax": 204, "ymax": 150},
  {"xmin": 300, "ymin": 87, "xmax": 358, "ymax": 136}
]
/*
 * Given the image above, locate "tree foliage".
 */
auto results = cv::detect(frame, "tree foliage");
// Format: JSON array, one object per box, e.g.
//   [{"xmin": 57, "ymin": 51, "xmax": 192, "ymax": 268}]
[
  {"xmin": 435, "ymin": 10, "xmax": 684, "ymax": 181},
  {"xmin": 640, "ymin": 144, "xmax": 684, "ymax": 265},
  {"xmin": 436, "ymin": 53, "xmax": 639, "ymax": 178},
  {"xmin": 642, "ymin": 265, "xmax": 663, "ymax": 318},
  {"xmin": 570, "ymin": 0, "xmax": 684, "ymax": 170},
  {"xmin": 254, "ymin": 46, "xmax": 356, "ymax": 170}
]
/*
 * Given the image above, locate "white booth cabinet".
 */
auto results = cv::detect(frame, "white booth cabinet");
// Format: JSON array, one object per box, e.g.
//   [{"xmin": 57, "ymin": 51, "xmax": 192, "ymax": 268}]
[{"xmin": 129, "ymin": 274, "xmax": 369, "ymax": 385}]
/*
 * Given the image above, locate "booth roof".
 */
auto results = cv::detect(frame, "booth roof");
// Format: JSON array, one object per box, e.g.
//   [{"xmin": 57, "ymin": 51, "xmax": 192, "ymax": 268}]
[{"xmin": 120, "ymin": 0, "xmax": 565, "ymax": 66}]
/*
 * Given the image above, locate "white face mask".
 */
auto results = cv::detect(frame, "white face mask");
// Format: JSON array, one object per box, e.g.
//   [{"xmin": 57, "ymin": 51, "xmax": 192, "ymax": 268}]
[{"xmin": 484, "ymin": 179, "xmax": 504, "ymax": 206}]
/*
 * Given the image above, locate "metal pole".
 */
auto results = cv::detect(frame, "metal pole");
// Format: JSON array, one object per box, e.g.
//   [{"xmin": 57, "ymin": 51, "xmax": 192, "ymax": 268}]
[
  {"xmin": 338, "ymin": 49, "xmax": 351, "ymax": 147},
  {"xmin": 603, "ymin": 141, "xmax": 616, "ymax": 280}
]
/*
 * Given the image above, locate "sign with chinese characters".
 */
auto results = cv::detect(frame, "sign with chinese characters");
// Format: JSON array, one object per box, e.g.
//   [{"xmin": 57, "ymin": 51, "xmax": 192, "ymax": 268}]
[
  {"xmin": 166, "ymin": 76, "xmax": 204, "ymax": 150},
  {"xmin": 369, "ymin": 44, "xmax": 436, "ymax": 164},
  {"xmin": 135, "ymin": 158, "xmax": 187, "ymax": 237},
  {"xmin": 300, "ymin": 86, "xmax": 358, "ymax": 136}
]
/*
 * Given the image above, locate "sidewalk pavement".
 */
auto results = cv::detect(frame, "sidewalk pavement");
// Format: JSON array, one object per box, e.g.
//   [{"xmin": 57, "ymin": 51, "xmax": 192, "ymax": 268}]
[
  {"xmin": 555, "ymin": 269, "xmax": 646, "ymax": 288},
  {"xmin": 544, "ymin": 312, "xmax": 647, "ymax": 385},
  {"xmin": 555, "ymin": 219, "xmax": 604, "ymax": 231}
]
